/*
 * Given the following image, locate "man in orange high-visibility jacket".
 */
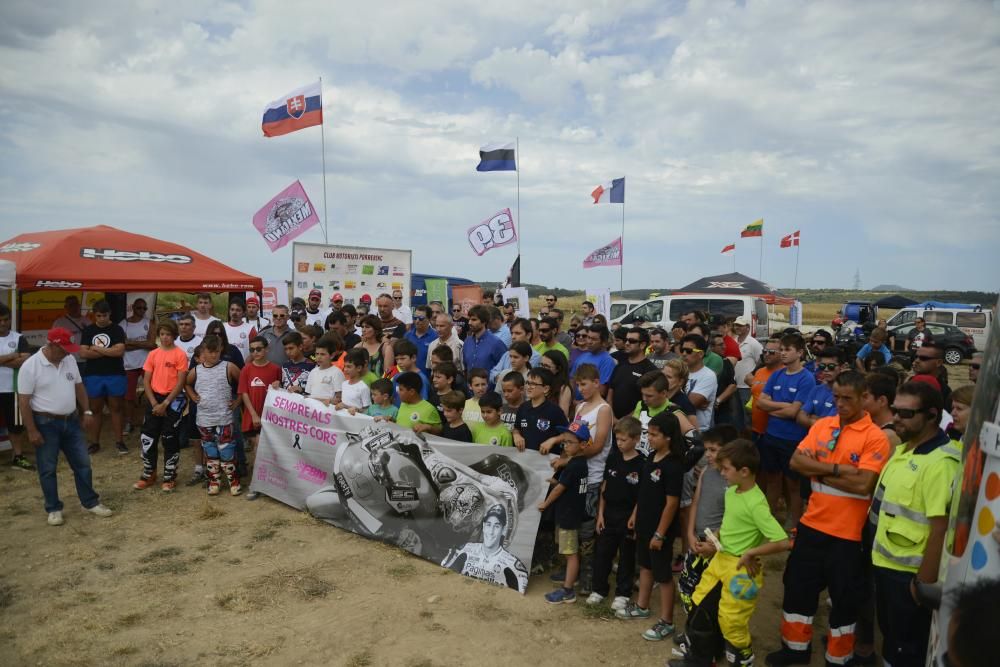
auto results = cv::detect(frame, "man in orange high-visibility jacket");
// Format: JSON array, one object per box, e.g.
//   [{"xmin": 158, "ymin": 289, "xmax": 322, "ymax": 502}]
[{"xmin": 765, "ymin": 372, "xmax": 890, "ymax": 667}]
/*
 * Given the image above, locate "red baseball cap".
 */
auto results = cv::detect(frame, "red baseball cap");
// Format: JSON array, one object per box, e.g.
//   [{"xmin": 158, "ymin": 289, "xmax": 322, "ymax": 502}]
[
  {"xmin": 910, "ymin": 374, "xmax": 942, "ymax": 392},
  {"xmin": 246, "ymin": 295, "xmax": 260, "ymax": 305},
  {"xmin": 308, "ymin": 289, "xmax": 322, "ymax": 299},
  {"xmin": 48, "ymin": 327, "xmax": 80, "ymax": 353},
  {"xmin": 360, "ymin": 294, "xmax": 372, "ymax": 304},
  {"xmin": 331, "ymin": 292, "xmax": 343, "ymax": 303}
]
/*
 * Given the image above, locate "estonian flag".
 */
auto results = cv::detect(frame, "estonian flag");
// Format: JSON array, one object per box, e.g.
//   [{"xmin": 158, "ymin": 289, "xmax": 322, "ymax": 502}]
[
  {"xmin": 477, "ymin": 142, "xmax": 517, "ymax": 172},
  {"xmin": 591, "ymin": 178, "xmax": 625, "ymax": 204}
]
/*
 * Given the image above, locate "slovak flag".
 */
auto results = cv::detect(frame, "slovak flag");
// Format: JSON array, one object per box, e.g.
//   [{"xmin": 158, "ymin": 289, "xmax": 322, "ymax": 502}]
[
  {"xmin": 591, "ymin": 177, "xmax": 625, "ymax": 204},
  {"xmin": 262, "ymin": 81, "xmax": 323, "ymax": 138},
  {"xmin": 780, "ymin": 231, "xmax": 801, "ymax": 248}
]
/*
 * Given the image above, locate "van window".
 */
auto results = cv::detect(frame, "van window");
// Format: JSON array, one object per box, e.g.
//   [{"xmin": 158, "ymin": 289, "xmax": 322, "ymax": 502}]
[
  {"xmin": 888, "ymin": 310, "xmax": 917, "ymax": 327},
  {"xmin": 610, "ymin": 304, "xmax": 629, "ymax": 320},
  {"xmin": 755, "ymin": 300, "xmax": 769, "ymax": 330},
  {"xmin": 623, "ymin": 300, "xmax": 663, "ymax": 324},
  {"xmin": 668, "ymin": 298, "xmax": 745, "ymax": 322},
  {"xmin": 956, "ymin": 312, "xmax": 987, "ymax": 328},
  {"xmin": 923, "ymin": 311, "xmax": 953, "ymax": 325}
]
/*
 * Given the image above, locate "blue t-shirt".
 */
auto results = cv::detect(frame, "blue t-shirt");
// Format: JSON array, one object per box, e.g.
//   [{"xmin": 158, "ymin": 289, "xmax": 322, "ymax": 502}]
[
  {"xmin": 802, "ymin": 383, "xmax": 837, "ymax": 419},
  {"xmin": 570, "ymin": 350, "xmax": 617, "ymax": 398},
  {"xmin": 856, "ymin": 343, "xmax": 892, "ymax": 365},
  {"xmin": 404, "ymin": 328, "xmax": 437, "ymax": 371},
  {"xmin": 392, "ymin": 369, "xmax": 429, "ymax": 406},
  {"xmin": 763, "ymin": 367, "xmax": 816, "ymax": 441}
]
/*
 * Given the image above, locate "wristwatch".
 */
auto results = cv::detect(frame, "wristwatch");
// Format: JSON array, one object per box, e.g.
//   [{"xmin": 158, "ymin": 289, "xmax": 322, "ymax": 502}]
[
  {"xmin": 83, "ymin": 410, "xmax": 94, "ymax": 416},
  {"xmin": 653, "ymin": 532, "xmax": 665, "ymax": 541}
]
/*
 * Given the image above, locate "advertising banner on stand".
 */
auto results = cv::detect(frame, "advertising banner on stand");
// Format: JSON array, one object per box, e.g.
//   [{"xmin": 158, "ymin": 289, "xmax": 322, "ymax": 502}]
[
  {"xmin": 251, "ymin": 390, "xmax": 551, "ymax": 594},
  {"xmin": 424, "ymin": 278, "xmax": 449, "ymax": 309},
  {"xmin": 292, "ymin": 243, "xmax": 412, "ymax": 311},
  {"xmin": 585, "ymin": 288, "xmax": 612, "ymax": 319},
  {"xmin": 500, "ymin": 287, "xmax": 530, "ymax": 318},
  {"xmin": 451, "ymin": 285, "xmax": 483, "ymax": 317}
]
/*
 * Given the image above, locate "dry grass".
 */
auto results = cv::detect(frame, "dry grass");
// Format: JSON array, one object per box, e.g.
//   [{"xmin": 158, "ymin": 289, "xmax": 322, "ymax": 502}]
[
  {"xmin": 0, "ymin": 581, "xmax": 16, "ymax": 609},
  {"xmin": 346, "ymin": 650, "xmax": 373, "ymax": 667},
  {"xmin": 215, "ymin": 566, "xmax": 333, "ymax": 613},
  {"xmin": 198, "ymin": 501, "xmax": 226, "ymax": 520}
]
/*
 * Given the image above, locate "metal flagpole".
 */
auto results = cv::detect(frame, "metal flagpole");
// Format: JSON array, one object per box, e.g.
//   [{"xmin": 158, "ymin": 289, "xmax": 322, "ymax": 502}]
[
  {"xmin": 319, "ymin": 76, "xmax": 329, "ymax": 244},
  {"xmin": 732, "ymin": 247, "xmax": 736, "ymax": 272},
  {"xmin": 758, "ymin": 232, "xmax": 764, "ymax": 281},
  {"xmin": 793, "ymin": 239, "xmax": 800, "ymax": 289},
  {"xmin": 515, "ymin": 136, "xmax": 521, "ymax": 271},
  {"xmin": 620, "ymin": 192, "xmax": 625, "ymax": 294}
]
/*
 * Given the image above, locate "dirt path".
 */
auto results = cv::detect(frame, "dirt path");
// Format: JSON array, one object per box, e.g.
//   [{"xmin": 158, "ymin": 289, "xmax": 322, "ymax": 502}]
[{"xmin": 1, "ymin": 434, "xmax": 841, "ymax": 667}]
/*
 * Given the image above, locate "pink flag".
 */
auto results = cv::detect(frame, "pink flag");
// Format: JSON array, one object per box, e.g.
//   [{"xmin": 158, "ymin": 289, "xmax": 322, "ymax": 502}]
[
  {"xmin": 252, "ymin": 180, "xmax": 319, "ymax": 252},
  {"xmin": 582, "ymin": 237, "xmax": 623, "ymax": 268},
  {"xmin": 467, "ymin": 208, "xmax": 517, "ymax": 256}
]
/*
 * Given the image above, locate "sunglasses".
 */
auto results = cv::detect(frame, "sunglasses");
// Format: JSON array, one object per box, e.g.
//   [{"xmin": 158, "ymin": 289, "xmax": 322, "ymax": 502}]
[
  {"xmin": 626, "ymin": 338, "xmax": 643, "ymax": 344},
  {"xmin": 545, "ymin": 298, "xmax": 555, "ymax": 302},
  {"xmin": 539, "ymin": 327, "xmax": 552, "ymax": 333},
  {"xmin": 133, "ymin": 305, "xmax": 147, "ymax": 310},
  {"xmin": 915, "ymin": 354, "xmax": 939, "ymax": 361},
  {"xmin": 763, "ymin": 349, "xmax": 779, "ymax": 355},
  {"xmin": 250, "ymin": 346, "xmax": 266, "ymax": 352},
  {"xmin": 810, "ymin": 339, "xmax": 826, "ymax": 345},
  {"xmin": 890, "ymin": 407, "xmax": 924, "ymax": 419},
  {"xmin": 971, "ymin": 363, "xmax": 981, "ymax": 370},
  {"xmin": 272, "ymin": 314, "xmax": 288, "ymax": 318},
  {"xmin": 393, "ymin": 296, "xmax": 403, "ymax": 300},
  {"xmin": 681, "ymin": 348, "xmax": 702, "ymax": 355},
  {"xmin": 825, "ymin": 428, "xmax": 842, "ymax": 453},
  {"xmin": 817, "ymin": 363, "xmax": 839, "ymax": 371},
  {"xmin": 413, "ymin": 316, "xmax": 426, "ymax": 321}
]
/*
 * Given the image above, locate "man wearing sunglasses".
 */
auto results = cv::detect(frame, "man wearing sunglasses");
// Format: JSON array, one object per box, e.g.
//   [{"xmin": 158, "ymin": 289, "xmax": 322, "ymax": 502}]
[
  {"xmin": 746, "ymin": 337, "xmax": 783, "ymax": 442},
  {"xmin": 797, "ymin": 346, "xmax": 846, "ymax": 430},
  {"xmin": 969, "ymin": 351, "xmax": 982, "ymax": 384},
  {"xmin": 607, "ymin": 327, "xmax": 657, "ymax": 419},
  {"xmin": 903, "ymin": 317, "xmax": 933, "ymax": 354},
  {"xmin": 390, "ymin": 289, "xmax": 412, "ymax": 326},
  {"xmin": 804, "ymin": 330, "xmax": 833, "ymax": 377},
  {"xmin": 768, "ymin": 371, "xmax": 891, "ymax": 667},
  {"xmin": 258, "ymin": 305, "xmax": 292, "ymax": 365},
  {"xmin": 911, "ymin": 342, "xmax": 952, "ymax": 410},
  {"xmin": 533, "ymin": 317, "xmax": 568, "ymax": 360},
  {"xmin": 680, "ymin": 333, "xmax": 717, "ymax": 432},
  {"xmin": 449, "ymin": 304, "xmax": 469, "ymax": 340},
  {"xmin": 869, "ymin": 380, "xmax": 960, "ymax": 667},
  {"xmin": 404, "ymin": 305, "xmax": 437, "ymax": 370}
]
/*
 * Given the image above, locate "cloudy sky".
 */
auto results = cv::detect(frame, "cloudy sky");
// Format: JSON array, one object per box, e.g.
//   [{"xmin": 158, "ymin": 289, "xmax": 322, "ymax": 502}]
[{"xmin": 2, "ymin": 0, "xmax": 999, "ymax": 292}]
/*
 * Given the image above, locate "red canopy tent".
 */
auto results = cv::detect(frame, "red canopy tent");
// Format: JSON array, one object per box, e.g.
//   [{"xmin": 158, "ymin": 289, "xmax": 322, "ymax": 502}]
[{"xmin": 0, "ymin": 225, "xmax": 261, "ymax": 291}]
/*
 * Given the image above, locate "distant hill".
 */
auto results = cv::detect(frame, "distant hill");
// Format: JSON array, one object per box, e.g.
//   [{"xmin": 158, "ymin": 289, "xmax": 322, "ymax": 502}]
[{"xmin": 871, "ymin": 284, "xmax": 912, "ymax": 292}]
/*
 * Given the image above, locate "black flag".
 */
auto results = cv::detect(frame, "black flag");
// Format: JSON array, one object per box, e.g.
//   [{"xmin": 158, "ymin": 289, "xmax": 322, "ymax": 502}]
[{"xmin": 503, "ymin": 255, "xmax": 521, "ymax": 289}]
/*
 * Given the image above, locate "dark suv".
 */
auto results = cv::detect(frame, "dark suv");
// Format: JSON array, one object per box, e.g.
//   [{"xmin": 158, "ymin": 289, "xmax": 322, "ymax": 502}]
[{"xmin": 888, "ymin": 322, "xmax": 976, "ymax": 365}]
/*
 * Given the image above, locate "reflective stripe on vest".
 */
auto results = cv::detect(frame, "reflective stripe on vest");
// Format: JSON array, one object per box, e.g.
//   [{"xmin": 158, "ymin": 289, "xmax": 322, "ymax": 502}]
[
  {"xmin": 878, "ymin": 499, "xmax": 930, "ymax": 525},
  {"xmin": 811, "ymin": 480, "xmax": 871, "ymax": 501},
  {"xmin": 873, "ymin": 536, "xmax": 924, "ymax": 568}
]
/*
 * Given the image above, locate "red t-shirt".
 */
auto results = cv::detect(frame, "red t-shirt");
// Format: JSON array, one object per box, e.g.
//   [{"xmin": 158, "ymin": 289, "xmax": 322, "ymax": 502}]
[{"xmin": 238, "ymin": 361, "xmax": 282, "ymax": 431}]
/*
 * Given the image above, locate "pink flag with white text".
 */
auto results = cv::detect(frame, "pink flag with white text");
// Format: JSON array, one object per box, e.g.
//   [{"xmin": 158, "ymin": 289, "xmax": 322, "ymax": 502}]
[
  {"xmin": 582, "ymin": 237, "xmax": 623, "ymax": 268},
  {"xmin": 252, "ymin": 180, "xmax": 320, "ymax": 252}
]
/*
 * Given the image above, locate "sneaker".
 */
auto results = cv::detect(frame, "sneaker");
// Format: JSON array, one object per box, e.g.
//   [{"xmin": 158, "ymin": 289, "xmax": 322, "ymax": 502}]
[
  {"xmin": 47, "ymin": 511, "xmax": 64, "ymax": 526},
  {"xmin": 116, "ymin": 441, "xmax": 129, "ymax": 456},
  {"xmin": 615, "ymin": 601, "xmax": 651, "ymax": 620},
  {"xmin": 611, "ymin": 596, "xmax": 629, "ymax": 612},
  {"xmin": 549, "ymin": 570, "xmax": 567, "ymax": 583},
  {"xmin": 124, "ymin": 423, "xmax": 134, "ymax": 436},
  {"xmin": 207, "ymin": 483, "xmax": 220, "ymax": 496},
  {"xmin": 642, "ymin": 619, "xmax": 675, "ymax": 641},
  {"xmin": 186, "ymin": 469, "xmax": 206, "ymax": 487},
  {"xmin": 11, "ymin": 454, "xmax": 35, "ymax": 471},
  {"xmin": 245, "ymin": 491, "xmax": 260, "ymax": 501},
  {"xmin": 87, "ymin": 442, "xmax": 101, "ymax": 455},
  {"xmin": 585, "ymin": 592, "xmax": 605, "ymax": 605},
  {"xmin": 764, "ymin": 646, "xmax": 811, "ymax": 666},
  {"xmin": 161, "ymin": 480, "xmax": 177, "ymax": 493},
  {"xmin": 133, "ymin": 476, "xmax": 157, "ymax": 490},
  {"xmin": 230, "ymin": 483, "xmax": 242, "ymax": 496},
  {"xmin": 544, "ymin": 587, "xmax": 577, "ymax": 604},
  {"xmin": 87, "ymin": 504, "xmax": 113, "ymax": 517}
]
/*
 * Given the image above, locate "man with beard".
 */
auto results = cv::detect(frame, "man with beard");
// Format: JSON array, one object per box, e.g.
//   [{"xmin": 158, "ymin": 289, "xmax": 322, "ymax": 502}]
[
  {"xmin": 442, "ymin": 504, "xmax": 529, "ymax": 592},
  {"xmin": 607, "ymin": 327, "xmax": 657, "ymax": 419},
  {"xmin": 462, "ymin": 305, "xmax": 506, "ymax": 378},
  {"xmin": 377, "ymin": 293, "xmax": 406, "ymax": 339},
  {"xmin": 533, "ymin": 316, "xmax": 568, "ymax": 359}
]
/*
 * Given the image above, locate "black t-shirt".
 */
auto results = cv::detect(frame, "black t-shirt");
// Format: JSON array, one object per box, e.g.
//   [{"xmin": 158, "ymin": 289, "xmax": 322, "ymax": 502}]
[
  {"xmin": 602, "ymin": 451, "xmax": 646, "ymax": 527},
  {"xmin": 609, "ymin": 357, "xmax": 658, "ymax": 419},
  {"xmin": 343, "ymin": 332, "xmax": 361, "ymax": 349},
  {"xmin": 717, "ymin": 359, "xmax": 736, "ymax": 403},
  {"xmin": 80, "ymin": 323, "xmax": 126, "ymax": 376},
  {"xmin": 635, "ymin": 453, "xmax": 685, "ymax": 537},
  {"xmin": 454, "ymin": 317, "xmax": 469, "ymax": 341},
  {"xmin": 222, "ymin": 344, "xmax": 245, "ymax": 370},
  {"xmin": 441, "ymin": 422, "xmax": 473, "ymax": 443},
  {"xmin": 554, "ymin": 456, "xmax": 589, "ymax": 529},
  {"xmin": 669, "ymin": 390, "xmax": 697, "ymax": 417},
  {"xmin": 515, "ymin": 400, "xmax": 568, "ymax": 451}
]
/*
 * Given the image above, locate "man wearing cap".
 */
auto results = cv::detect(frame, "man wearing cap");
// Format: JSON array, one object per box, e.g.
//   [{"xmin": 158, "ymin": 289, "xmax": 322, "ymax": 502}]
[
  {"xmin": 52, "ymin": 295, "xmax": 90, "ymax": 370},
  {"xmin": 304, "ymin": 289, "xmax": 326, "ymax": 328},
  {"xmin": 441, "ymin": 504, "xmax": 529, "ymax": 592},
  {"xmin": 244, "ymin": 295, "xmax": 270, "ymax": 331},
  {"xmin": 732, "ymin": 316, "xmax": 762, "ymax": 412},
  {"xmin": 16, "ymin": 328, "xmax": 113, "ymax": 526}
]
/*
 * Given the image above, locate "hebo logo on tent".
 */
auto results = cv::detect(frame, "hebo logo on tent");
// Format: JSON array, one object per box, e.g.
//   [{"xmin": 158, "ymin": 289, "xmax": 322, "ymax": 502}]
[
  {"xmin": 35, "ymin": 280, "xmax": 83, "ymax": 288},
  {"xmin": 80, "ymin": 248, "xmax": 192, "ymax": 264},
  {"xmin": 0, "ymin": 242, "xmax": 41, "ymax": 253}
]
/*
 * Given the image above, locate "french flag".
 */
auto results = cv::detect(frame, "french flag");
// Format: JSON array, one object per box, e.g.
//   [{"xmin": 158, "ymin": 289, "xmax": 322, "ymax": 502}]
[
  {"xmin": 476, "ymin": 142, "xmax": 517, "ymax": 171},
  {"xmin": 262, "ymin": 81, "xmax": 323, "ymax": 138},
  {"xmin": 591, "ymin": 177, "xmax": 625, "ymax": 204}
]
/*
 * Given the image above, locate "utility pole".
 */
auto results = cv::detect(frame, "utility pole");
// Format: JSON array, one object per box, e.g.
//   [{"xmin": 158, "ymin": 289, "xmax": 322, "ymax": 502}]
[{"xmin": 853, "ymin": 268, "xmax": 862, "ymax": 291}]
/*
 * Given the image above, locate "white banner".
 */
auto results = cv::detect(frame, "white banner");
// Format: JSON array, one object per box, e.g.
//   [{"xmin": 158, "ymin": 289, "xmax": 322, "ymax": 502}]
[
  {"xmin": 499, "ymin": 287, "xmax": 530, "ymax": 319},
  {"xmin": 585, "ymin": 288, "xmax": 612, "ymax": 319},
  {"xmin": 292, "ymin": 243, "xmax": 412, "ymax": 310}
]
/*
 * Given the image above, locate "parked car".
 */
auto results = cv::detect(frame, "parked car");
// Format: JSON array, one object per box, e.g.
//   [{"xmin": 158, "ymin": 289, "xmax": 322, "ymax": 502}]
[
  {"xmin": 888, "ymin": 322, "xmax": 976, "ymax": 365},
  {"xmin": 885, "ymin": 305, "xmax": 993, "ymax": 351}
]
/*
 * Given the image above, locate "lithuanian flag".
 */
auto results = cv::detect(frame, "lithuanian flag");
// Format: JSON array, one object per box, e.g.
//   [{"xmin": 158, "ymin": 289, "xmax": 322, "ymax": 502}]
[{"xmin": 740, "ymin": 219, "xmax": 763, "ymax": 238}]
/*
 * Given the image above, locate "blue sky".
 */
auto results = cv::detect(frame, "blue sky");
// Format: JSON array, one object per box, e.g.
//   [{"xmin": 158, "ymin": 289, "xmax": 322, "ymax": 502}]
[{"xmin": 1, "ymin": 0, "xmax": 999, "ymax": 292}]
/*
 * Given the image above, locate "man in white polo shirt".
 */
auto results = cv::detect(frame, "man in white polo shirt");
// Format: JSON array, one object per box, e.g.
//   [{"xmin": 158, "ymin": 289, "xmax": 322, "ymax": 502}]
[{"xmin": 17, "ymin": 328, "xmax": 113, "ymax": 526}]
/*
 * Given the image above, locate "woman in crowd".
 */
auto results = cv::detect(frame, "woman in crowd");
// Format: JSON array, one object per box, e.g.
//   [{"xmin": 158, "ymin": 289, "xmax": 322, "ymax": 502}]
[
  {"xmin": 355, "ymin": 315, "xmax": 393, "ymax": 377},
  {"xmin": 663, "ymin": 358, "xmax": 699, "ymax": 430},
  {"xmin": 539, "ymin": 350, "xmax": 574, "ymax": 421}
]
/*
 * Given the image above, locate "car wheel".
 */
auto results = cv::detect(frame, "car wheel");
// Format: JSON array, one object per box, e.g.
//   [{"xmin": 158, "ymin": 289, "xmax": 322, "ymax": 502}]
[{"xmin": 944, "ymin": 347, "xmax": 963, "ymax": 365}]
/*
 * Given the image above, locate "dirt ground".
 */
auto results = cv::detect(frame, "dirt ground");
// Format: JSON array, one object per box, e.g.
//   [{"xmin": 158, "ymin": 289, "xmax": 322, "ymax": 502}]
[{"xmin": 3, "ymin": 362, "xmax": 972, "ymax": 667}]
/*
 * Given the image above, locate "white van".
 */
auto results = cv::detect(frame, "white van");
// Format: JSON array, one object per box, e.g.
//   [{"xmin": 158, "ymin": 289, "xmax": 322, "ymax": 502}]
[
  {"xmin": 613, "ymin": 294, "xmax": 771, "ymax": 339},
  {"xmin": 885, "ymin": 306, "xmax": 993, "ymax": 350},
  {"xmin": 609, "ymin": 300, "xmax": 644, "ymax": 320}
]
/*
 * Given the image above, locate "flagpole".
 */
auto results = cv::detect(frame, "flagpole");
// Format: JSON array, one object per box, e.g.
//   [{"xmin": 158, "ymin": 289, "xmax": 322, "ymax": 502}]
[
  {"xmin": 758, "ymin": 230, "xmax": 764, "ymax": 281},
  {"xmin": 732, "ymin": 247, "xmax": 736, "ymax": 272},
  {"xmin": 319, "ymin": 76, "xmax": 329, "ymax": 244},
  {"xmin": 619, "ymin": 180, "xmax": 625, "ymax": 295},
  {"xmin": 515, "ymin": 136, "xmax": 521, "ymax": 276},
  {"xmin": 793, "ymin": 240, "xmax": 800, "ymax": 289}
]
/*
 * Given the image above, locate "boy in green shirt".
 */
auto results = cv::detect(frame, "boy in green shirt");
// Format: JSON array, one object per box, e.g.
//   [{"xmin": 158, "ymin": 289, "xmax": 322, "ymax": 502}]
[
  {"xmin": 670, "ymin": 439, "xmax": 790, "ymax": 667},
  {"xmin": 471, "ymin": 392, "xmax": 513, "ymax": 447},
  {"xmin": 392, "ymin": 372, "xmax": 441, "ymax": 435},
  {"xmin": 366, "ymin": 378, "xmax": 398, "ymax": 421}
]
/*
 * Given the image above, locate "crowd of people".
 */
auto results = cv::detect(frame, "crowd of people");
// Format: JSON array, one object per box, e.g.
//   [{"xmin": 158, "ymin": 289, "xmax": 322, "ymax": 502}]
[{"xmin": 1, "ymin": 289, "xmax": 995, "ymax": 667}]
